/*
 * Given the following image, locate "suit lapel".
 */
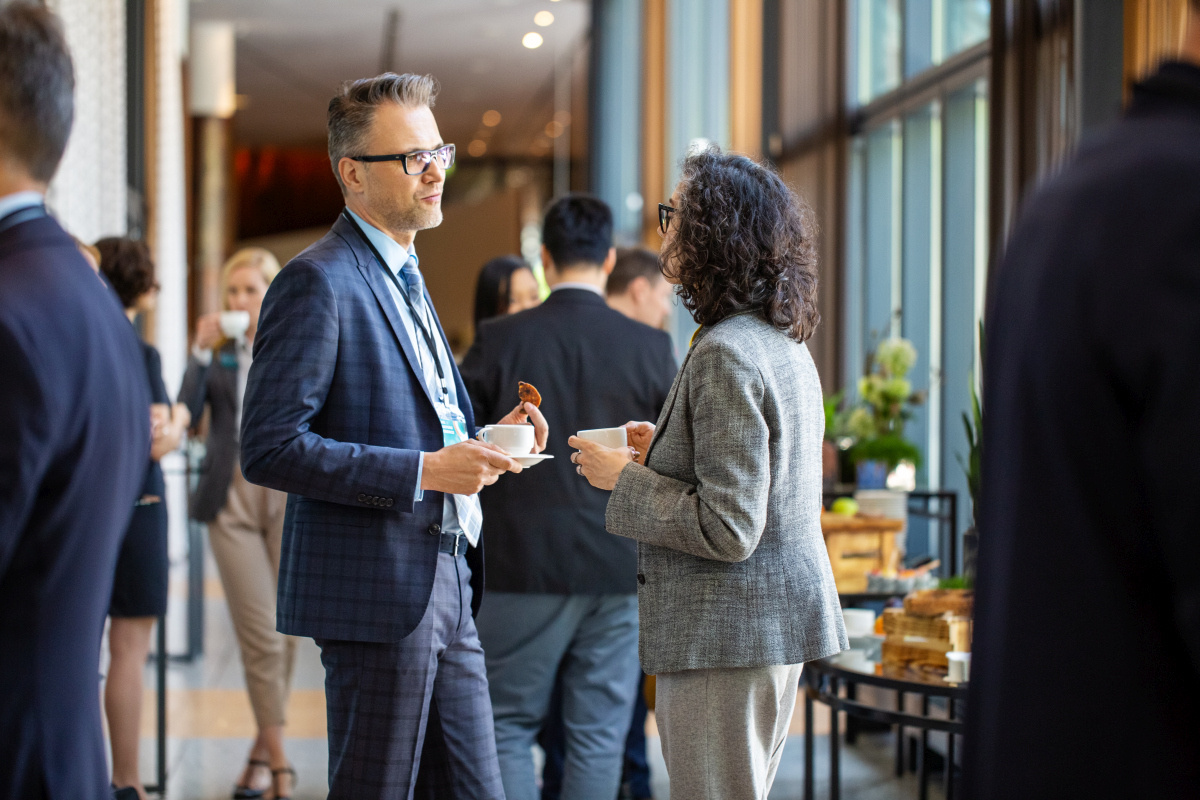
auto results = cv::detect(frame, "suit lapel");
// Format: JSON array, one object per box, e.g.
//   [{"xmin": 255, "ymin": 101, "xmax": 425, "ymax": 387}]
[
  {"xmin": 645, "ymin": 345, "xmax": 696, "ymax": 461},
  {"xmin": 333, "ymin": 217, "xmax": 439, "ymax": 412}
]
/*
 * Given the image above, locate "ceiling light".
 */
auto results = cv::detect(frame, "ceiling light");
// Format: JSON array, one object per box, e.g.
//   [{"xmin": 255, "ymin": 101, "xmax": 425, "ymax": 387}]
[
  {"xmin": 522, "ymin": 32, "xmax": 543, "ymax": 49},
  {"xmin": 468, "ymin": 139, "xmax": 487, "ymax": 157},
  {"xmin": 482, "ymin": 109, "xmax": 502, "ymax": 127},
  {"xmin": 534, "ymin": 11, "xmax": 554, "ymax": 26},
  {"xmin": 545, "ymin": 121, "xmax": 564, "ymax": 139}
]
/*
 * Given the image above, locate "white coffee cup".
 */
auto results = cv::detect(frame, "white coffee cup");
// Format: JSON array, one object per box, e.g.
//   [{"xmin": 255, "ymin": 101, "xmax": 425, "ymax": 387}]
[
  {"xmin": 479, "ymin": 424, "xmax": 535, "ymax": 455},
  {"xmin": 577, "ymin": 427, "xmax": 628, "ymax": 449},
  {"xmin": 841, "ymin": 608, "xmax": 876, "ymax": 638},
  {"xmin": 946, "ymin": 651, "xmax": 971, "ymax": 683},
  {"xmin": 219, "ymin": 310, "xmax": 251, "ymax": 339}
]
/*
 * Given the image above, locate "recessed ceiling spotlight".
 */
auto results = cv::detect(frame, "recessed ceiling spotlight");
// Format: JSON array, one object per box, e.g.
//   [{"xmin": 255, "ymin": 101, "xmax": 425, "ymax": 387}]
[
  {"xmin": 522, "ymin": 32, "xmax": 544, "ymax": 49},
  {"xmin": 468, "ymin": 139, "xmax": 487, "ymax": 157},
  {"xmin": 482, "ymin": 109, "xmax": 502, "ymax": 127},
  {"xmin": 534, "ymin": 11, "xmax": 554, "ymax": 26},
  {"xmin": 545, "ymin": 121, "xmax": 564, "ymax": 139}
]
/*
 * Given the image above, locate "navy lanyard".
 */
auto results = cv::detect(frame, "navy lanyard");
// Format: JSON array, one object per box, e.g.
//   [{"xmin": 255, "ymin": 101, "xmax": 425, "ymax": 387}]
[
  {"xmin": 342, "ymin": 210, "xmax": 450, "ymax": 401},
  {"xmin": 0, "ymin": 204, "xmax": 47, "ymax": 236}
]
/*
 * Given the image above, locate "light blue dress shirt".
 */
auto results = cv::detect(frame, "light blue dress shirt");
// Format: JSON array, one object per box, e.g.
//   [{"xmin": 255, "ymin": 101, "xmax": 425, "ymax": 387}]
[
  {"xmin": 0, "ymin": 191, "xmax": 45, "ymax": 222},
  {"xmin": 345, "ymin": 208, "xmax": 464, "ymax": 537}
]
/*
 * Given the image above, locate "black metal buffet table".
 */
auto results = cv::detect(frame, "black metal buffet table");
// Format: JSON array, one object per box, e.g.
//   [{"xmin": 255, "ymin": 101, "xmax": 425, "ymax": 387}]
[{"xmin": 803, "ymin": 648, "xmax": 967, "ymax": 800}]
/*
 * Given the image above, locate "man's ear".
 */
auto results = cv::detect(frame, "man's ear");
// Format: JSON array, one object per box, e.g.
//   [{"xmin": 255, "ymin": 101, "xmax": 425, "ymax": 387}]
[
  {"xmin": 540, "ymin": 244, "xmax": 556, "ymax": 278},
  {"xmin": 602, "ymin": 247, "xmax": 617, "ymax": 276},
  {"xmin": 628, "ymin": 274, "xmax": 651, "ymax": 302},
  {"xmin": 338, "ymin": 156, "xmax": 365, "ymax": 196}
]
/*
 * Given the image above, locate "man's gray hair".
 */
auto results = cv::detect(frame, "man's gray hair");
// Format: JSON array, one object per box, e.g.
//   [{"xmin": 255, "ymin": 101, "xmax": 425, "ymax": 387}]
[{"xmin": 327, "ymin": 72, "xmax": 438, "ymax": 193}]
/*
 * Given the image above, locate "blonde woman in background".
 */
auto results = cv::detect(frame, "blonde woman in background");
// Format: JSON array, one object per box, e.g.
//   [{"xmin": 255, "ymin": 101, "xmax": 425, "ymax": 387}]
[{"xmin": 178, "ymin": 248, "xmax": 297, "ymax": 800}]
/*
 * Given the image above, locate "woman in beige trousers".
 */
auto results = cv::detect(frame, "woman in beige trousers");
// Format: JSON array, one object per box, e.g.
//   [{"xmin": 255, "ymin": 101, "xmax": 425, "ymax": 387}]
[{"xmin": 179, "ymin": 248, "xmax": 297, "ymax": 800}]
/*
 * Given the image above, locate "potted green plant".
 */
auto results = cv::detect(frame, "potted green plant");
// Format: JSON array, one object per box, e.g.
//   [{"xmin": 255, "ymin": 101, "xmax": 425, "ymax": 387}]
[
  {"xmin": 847, "ymin": 337, "xmax": 925, "ymax": 489},
  {"xmin": 957, "ymin": 322, "xmax": 984, "ymax": 582}
]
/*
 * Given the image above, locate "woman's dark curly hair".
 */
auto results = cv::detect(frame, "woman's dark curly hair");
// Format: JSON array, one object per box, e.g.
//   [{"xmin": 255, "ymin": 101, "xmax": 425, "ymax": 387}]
[
  {"xmin": 661, "ymin": 147, "xmax": 819, "ymax": 343},
  {"xmin": 96, "ymin": 236, "xmax": 157, "ymax": 310}
]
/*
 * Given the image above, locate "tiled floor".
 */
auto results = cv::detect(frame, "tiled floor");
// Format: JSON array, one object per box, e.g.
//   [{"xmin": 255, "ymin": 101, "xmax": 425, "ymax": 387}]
[{"xmin": 123, "ymin": 558, "xmax": 949, "ymax": 799}]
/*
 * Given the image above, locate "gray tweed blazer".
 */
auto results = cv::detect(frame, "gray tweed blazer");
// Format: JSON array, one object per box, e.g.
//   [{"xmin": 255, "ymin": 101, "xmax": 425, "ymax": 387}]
[{"xmin": 606, "ymin": 313, "xmax": 847, "ymax": 674}]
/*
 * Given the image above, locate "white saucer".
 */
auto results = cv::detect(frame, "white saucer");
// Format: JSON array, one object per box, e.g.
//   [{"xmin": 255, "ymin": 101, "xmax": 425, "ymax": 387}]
[{"xmin": 514, "ymin": 454, "xmax": 554, "ymax": 468}]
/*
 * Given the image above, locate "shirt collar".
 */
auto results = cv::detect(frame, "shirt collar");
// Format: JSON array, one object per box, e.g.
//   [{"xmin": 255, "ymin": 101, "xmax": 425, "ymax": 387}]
[
  {"xmin": 345, "ymin": 207, "xmax": 418, "ymax": 277},
  {"xmin": 0, "ymin": 191, "xmax": 45, "ymax": 222},
  {"xmin": 549, "ymin": 281, "xmax": 605, "ymax": 297}
]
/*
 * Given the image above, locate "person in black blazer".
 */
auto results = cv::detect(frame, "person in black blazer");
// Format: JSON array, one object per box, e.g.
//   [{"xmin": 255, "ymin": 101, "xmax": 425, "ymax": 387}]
[
  {"xmin": 460, "ymin": 196, "xmax": 678, "ymax": 800},
  {"xmin": 0, "ymin": 6, "xmax": 150, "ymax": 799},
  {"xmin": 96, "ymin": 237, "xmax": 190, "ymax": 800},
  {"xmin": 966, "ymin": 7, "xmax": 1200, "ymax": 797}
]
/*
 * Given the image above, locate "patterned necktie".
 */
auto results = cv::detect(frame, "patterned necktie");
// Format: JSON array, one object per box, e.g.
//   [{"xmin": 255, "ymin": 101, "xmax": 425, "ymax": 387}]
[
  {"xmin": 400, "ymin": 253, "xmax": 483, "ymax": 546},
  {"xmin": 399, "ymin": 255, "xmax": 424, "ymax": 309},
  {"xmin": 454, "ymin": 494, "xmax": 482, "ymax": 547}
]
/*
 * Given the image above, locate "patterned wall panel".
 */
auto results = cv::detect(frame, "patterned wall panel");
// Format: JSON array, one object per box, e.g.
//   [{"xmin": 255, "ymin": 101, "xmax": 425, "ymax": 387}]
[{"xmin": 44, "ymin": 0, "xmax": 128, "ymax": 243}]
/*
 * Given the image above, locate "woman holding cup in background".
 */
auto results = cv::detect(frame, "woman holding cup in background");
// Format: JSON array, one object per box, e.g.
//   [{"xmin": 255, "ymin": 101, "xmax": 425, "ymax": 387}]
[
  {"xmin": 178, "ymin": 248, "xmax": 297, "ymax": 800},
  {"xmin": 570, "ymin": 147, "xmax": 847, "ymax": 800}
]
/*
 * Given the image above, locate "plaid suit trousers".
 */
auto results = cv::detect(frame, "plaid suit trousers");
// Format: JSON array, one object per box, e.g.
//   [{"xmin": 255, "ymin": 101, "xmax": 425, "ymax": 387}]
[{"xmin": 316, "ymin": 552, "xmax": 503, "ymax": 799}]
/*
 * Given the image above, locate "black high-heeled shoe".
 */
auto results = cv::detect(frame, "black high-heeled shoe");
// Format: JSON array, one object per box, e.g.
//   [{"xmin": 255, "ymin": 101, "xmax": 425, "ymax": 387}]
[
  {"xmin": 270, "ymin": 766, "xmax": 297, "ymax": 800},
  {"xmin": 233, "ymin": 759, "xmax": 270, "ymax": 799}
]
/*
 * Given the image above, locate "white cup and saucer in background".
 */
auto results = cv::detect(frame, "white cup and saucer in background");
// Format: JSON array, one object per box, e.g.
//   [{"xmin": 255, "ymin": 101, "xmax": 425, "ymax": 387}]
[
  {"xmin": 479, "ymin": 424, "xmax": 551, "ymax": 468},
  {"xmin": 219, "ymin": 310, "xmax": 251, "ymax": 340}
]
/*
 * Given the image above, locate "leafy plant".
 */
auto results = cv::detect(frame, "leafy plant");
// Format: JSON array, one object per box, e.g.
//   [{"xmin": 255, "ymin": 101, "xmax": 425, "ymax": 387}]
[
  {"xmin": 938, "ymin": 574, "xmax": 974, "ymax": 590},
  {"xmin": 847, "ymin": 337, "xmax": 925, "ymax": 470},
  {"xmin": 956, "ymin": 322, "xmax": 985, "ymax": 526},
  {"xmin": 823, "ymin": 391, "xmax": 846, "ymax": 443}
]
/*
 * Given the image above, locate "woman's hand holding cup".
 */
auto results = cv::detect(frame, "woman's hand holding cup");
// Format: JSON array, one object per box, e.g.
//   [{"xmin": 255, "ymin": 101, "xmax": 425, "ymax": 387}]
[
  {"xmin": 194, "ymin": 313, "xmax": 223, "ymax": 351},
  {"xmin": 569, "ymin": 431, "xmax": 637, "ymax": 491},
  {"xmin": 623, "ymin": 421, "xmax": 655, "ymax": 466}
]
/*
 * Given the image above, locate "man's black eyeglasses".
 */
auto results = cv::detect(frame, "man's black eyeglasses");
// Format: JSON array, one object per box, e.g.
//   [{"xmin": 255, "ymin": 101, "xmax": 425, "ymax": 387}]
[
  {"xmin": 658, "ymin": 203, "xmax": 676, "ymax": 235},
  {"xmin": 349, "ymin": 144, "xmax": 456, "ymax": 175}
]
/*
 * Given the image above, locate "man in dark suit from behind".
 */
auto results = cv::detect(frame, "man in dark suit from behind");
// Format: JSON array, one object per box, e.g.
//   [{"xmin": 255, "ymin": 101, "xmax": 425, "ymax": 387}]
[
  {"xmin": 0, "ymin": 4, "xmax": 151, "ymax": 798},
  {"xmin": 966, "ymin": 3, "xmax": 1200, "ymax": 797},
  {"xmin": 461, "ymin": 196, "xmax": 678, "ymax": 800}
]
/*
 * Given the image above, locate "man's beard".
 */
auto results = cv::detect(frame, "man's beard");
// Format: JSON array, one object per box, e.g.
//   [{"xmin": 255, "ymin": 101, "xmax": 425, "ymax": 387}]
[{"xmin": 381, "ymin": 200, "xmax": 442, "ymax": 234}]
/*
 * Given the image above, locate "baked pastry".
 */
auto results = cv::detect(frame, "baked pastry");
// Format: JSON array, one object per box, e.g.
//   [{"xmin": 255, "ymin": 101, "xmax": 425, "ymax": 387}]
[{"xmin": 518, "ymin": 381, "xmax": 542, "ymax": 407}]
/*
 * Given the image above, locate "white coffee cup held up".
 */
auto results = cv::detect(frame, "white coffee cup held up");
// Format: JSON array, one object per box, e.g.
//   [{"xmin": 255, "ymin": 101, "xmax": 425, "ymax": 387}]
[
  {"xmin": 576, "ymin": 427, "xmax": 628, "ymax": 449},
  {"xmin": 478, "ymin": 424, "xmax": 536, "ymax": 455},
  {"xmin": 219, "ymin": 310, "xmax": 251, "ymax": 339}
]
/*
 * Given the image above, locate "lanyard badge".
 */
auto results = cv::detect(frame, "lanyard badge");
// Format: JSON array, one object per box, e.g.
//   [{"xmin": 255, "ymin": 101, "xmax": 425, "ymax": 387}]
[{"xmin": 440, "ymin": 401, "xmax": 468, "ymax": 447}]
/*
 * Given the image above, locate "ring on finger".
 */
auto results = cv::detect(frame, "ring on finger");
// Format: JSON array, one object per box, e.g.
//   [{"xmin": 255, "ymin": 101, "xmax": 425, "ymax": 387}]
[{"xmin": 576, "ymin": 465, "xmax": 583, "ymax": 475}]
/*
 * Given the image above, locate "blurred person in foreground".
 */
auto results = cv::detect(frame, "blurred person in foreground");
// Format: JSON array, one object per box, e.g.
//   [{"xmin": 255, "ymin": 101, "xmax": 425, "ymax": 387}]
[
  {"xmin": 179, "ymin": 247, "xmax": 297, "ymax": 799},
  {"xmin": 460, "ymin": 195, "xmax": 677, "ymax": 800},
  {"xmin": 240, "ymin": 72, "xmax": 546, "ymax": 799},
  {"xmin": 572, "ymin": 147, "xmax": 847, "ymax": 800},
  {"xmin": 96, "ymin": 237, "xmax": 190, "ymax": 800},
  {"xmin": 965, "ymin": 4, "xmax": 1200, "ymax": 797},
  {"xmin": 473, "ymin": 254, "xmax": 541, "ymax": 332},
  {"xmin": 605, "ymin": 247, "xmax": 675, "ymax": 331},
  {"xmin": 0, "ymin": 4, "xmax": 150, "ymax": 799}
]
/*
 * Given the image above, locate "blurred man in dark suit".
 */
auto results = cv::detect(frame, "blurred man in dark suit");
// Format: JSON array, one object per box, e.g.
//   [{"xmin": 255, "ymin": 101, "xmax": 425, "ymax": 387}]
[
  {"xmin": 967, "ymin": 3, "xmax": 1200, "ymax": 797},
  {"xmin": 461, "ymin": 196, "xmax": 677, "ymax": 800},
  {"xmin": 0, "ymin": 4, "xmax": 151, "ymax": 798},
  {"xmin": 606, "ymin": 247, "xmax": 675, "ymax": 332}
]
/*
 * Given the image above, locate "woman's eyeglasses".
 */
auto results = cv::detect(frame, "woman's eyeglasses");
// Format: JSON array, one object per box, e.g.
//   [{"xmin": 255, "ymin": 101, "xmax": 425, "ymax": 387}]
[
  {"xmin": 349, "ymin": 144, "xmax": 456, "ymax": 175},
  {"xmin": 658, "ymin": 203, "xmax": 676, "ymax": 235}
]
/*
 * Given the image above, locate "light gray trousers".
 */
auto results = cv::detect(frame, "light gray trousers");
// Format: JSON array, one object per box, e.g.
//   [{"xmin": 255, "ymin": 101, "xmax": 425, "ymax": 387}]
[{"xmin": 655, "ymin": 663, "xmax": 804, "ymax": 800}]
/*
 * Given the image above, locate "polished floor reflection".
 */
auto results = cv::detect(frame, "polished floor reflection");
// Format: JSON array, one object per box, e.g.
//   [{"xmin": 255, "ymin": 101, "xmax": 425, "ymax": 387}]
[{"xmin": 125, "ymin": 556, "xmax": 945, "ymax": 799}]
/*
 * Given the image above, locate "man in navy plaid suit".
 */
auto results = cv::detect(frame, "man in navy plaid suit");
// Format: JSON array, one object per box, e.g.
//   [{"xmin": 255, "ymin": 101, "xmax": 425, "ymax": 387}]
[{"xmin": 241, "ymin": 72, "xmax": 547, "ymax": 799}]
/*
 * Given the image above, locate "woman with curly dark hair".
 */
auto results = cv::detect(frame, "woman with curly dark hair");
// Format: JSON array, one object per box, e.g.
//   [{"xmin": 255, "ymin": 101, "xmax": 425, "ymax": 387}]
[{"xmin": 571, "ymin": 147, "xmax": 847, "ymax": 799}]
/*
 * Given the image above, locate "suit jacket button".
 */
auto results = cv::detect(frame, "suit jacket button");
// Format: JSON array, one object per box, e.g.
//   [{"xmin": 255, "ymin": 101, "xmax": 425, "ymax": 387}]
[
  {"xmin": 428, "ymin": 523, "xmax": 441, "ymax": 536},
  {"xmin": 637, "ymin": 574, "xmax": 646, "ymax": 585},
  {"xmin": 386, "ymin": 498, "xmax": 394, "ymax": 508},
  {"xmin": 357, "ymin": 493, "xmax": 366, "ymax": 503}
]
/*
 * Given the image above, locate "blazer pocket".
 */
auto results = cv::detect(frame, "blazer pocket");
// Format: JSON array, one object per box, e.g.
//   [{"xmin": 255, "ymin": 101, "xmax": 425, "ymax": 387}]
[{"xmin": 292, "ymin": 498, "xmax": 376, "ymax": 528}]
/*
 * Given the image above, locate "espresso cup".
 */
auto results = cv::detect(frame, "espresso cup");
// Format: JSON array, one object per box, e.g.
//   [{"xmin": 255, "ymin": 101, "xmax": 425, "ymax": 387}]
[
  {"xmin": 577, "ymin": 427, "xmax": 628, "ymax": 449},
  {"xmin": 479, "ymin": 424, "xmax": 535, "ymax": 455},
  {"xmin": 219, "ymin": 310, "xmax": 251, "ymax": 339}
]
